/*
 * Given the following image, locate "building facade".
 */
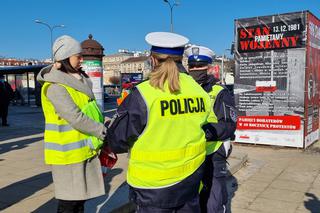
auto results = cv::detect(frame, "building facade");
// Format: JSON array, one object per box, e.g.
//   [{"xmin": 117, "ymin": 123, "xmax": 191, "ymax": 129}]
[
  {"xmin": 0, "ymin": 58, "xmax": 48, "ymax": 67},
  {"xmin": 120, "ymin": 56, "xmax": 150, "ymax": 79},
  {"xmin": 102, "ymin": 51, "xmax": 134, "ymax": 85},
  {"xmin": 102, "ymin": 50, "xmax": 150, "ymax": 85}
]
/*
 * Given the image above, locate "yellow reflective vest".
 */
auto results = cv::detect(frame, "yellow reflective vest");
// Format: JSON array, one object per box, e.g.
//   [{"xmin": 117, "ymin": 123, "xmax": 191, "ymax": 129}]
[
  {"xmin": 117, "ymin": 89, "xmax": 130, "ymax": 106},
  {"xmin": 206, "ymin": 84, "xmax": 224, "ymax": 155},
  {"xmin": 127, "ymin": 73, "xmax": 211, "ymax": 188},
  {"xmin": 41, "ymin": 82, "xmax": 104, "ymax": 165}
]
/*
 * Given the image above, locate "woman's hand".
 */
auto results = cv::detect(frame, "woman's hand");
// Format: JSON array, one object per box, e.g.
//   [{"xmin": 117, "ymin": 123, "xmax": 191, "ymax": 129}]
[
  {"xmin": 104, "ymin": 116, "xmax": 112, "ymax": 126},
  {"xmin": 105, "ymin": 116, "xmax": 111, "ymax": 123}
]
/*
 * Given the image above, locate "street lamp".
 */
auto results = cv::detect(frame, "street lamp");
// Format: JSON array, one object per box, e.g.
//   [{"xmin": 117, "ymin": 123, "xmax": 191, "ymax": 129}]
[
  {"xmin": 163, "ymin": 0, "xmax": 179, "ymax": 32},
  {"xmin": 221, "ymin": 48, "xmax": 231, "ymax": 85},
  {"xmin": 35, "ymin": 19, "xmax": 65, "ymax": 61}
]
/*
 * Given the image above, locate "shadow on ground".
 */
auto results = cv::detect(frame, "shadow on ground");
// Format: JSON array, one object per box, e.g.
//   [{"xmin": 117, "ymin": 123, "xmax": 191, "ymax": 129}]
[
  {"xmin": 0, "ymin": 105, "xmax": 44, "ymax": 141},
  {"xmin": 0, "ymin": 128, "xmax": 43, "ymax": 141},
  {"xmin": 0, "ymin": 172, "xmax": 52, "ymax": 211},
  {"xmin": 33, "ymin": 168, "xmax": 123, "ymax": 213},
  {"xmin": 0, "ymin": 136, "xmax": 43, "ymax": 155}
]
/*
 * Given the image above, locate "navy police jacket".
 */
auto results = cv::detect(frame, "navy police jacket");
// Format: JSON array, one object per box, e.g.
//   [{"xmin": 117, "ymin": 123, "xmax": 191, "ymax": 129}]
[
  {"xmin": 201, "ymin": 75, "xmax": 237, "ymax": 146},
  {"xmin": 105, "ymin": 66, "xmax": 205, "ymax": 208}
]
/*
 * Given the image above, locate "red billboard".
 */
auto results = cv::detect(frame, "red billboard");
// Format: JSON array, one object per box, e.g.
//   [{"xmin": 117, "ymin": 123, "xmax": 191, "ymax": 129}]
[
  {"xmin": 234, "ymin": 11, "xmax": 320, "ymax": 148},
  {"xmin": 238, "ymin": 18, "xmax": 304, "ymax": 53},
  {"xmin": 237, "ymin": 116, "xmax": 301, "ymax": 131},
  {"xmin": 208, "ymin": 65, "xmax": 220, "ymax": 79},
  {"xmin": 305, "ymin": 13, "xmax": 320, "ymax": 146}
]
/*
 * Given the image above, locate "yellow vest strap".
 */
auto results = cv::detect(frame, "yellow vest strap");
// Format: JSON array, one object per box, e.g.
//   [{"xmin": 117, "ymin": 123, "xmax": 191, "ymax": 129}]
[
  {"xmin": 206, "ymin": 84, "xmax": 225, "ymax": 155},
  {"xmin": 45, "ymin": 123, "xmax": 73, "ymax": 132},
  {"xmin": 130, "ymin": 142, "xmax": 205, "ymax": 162},
  {"xmin": 210, "ymin": 85, "xmax": 224, "ymax": 100},
  {"xmin": 129, "ymin": 152, "xmax": 205, "ymax": 180},
  {"xmin": 206, "ymin": 141, "xmax": 223, "ymax": 155},
  {"xmin": 45, "ymin": 138, "xmax": 93, "ymax": 152}
]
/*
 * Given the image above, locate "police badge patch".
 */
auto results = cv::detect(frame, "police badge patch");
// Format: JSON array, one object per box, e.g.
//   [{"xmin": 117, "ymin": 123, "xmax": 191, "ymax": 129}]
[{"xmin": 229, "ymin": 107, "xmax": 238, "ymax": 122}]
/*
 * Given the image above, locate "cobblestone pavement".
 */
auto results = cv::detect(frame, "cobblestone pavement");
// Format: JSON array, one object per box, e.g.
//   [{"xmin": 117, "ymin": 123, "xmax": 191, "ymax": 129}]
[{"xmin": 227, "ymin": 143, "xmax": 320, "ymax": 213}]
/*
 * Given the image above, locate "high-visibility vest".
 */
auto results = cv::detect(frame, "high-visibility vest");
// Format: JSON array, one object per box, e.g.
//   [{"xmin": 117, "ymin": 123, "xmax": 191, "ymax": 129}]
[
  {"xmin": 127, "ymin": 73, "xmax": 211, "ymax": 188},
  {"xmin": 206, "ymin": 84, "xmax": 224, "ymax": 155},
  {"xmin": 116, "ymin": 89, "xmax": 130, "ymax": 106},
  {"xmin": 41, "ymin": 82, "xmax": 104, "ymax": 165}
]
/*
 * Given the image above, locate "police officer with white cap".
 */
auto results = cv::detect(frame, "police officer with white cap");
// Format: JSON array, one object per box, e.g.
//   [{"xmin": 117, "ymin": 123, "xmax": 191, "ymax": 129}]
[
  {"xmin": 185, "ymin": 45, "xmax": 237, "ymax": 213},
  {"xmin": 105, "ymin": 33, "xmax": 211, "ymax": 212}
]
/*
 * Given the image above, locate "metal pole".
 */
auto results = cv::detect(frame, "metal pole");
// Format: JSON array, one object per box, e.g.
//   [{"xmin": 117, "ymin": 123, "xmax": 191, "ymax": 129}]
[
  {"xmin": 13, "ymin": 74, "xmax": 17, "ymax": 104},
  {"xmin": 170, "ymin": 6, "xmax": 173, "ymax": 32},
  {"xmin": 35, "ymin": 20, "xmax": 64, "ymax": 62},
  {"xmin": 221, "ymin": 54, "xmax": 224, "ymax": 84},
  {"xmin": 164, "ymin": 1, "xmax": 179, "ymax": 32},
  {"xmin": 46, "ymin": 27, "xmax": 54, "ymax": 61},
  {"xmin": 27, "ymin": 72, "xmax": 30, "ymax": 105},
  {"xmin": 269, "ymin": 15, "xmax": 275, "ymax": 116},
  {"xmin": 223, "ymin": 48, "xmax": 231, "ymax": 84},
  {"xmin": 50, "ymin": 28, "xmax": 53, "ymax": 61}
]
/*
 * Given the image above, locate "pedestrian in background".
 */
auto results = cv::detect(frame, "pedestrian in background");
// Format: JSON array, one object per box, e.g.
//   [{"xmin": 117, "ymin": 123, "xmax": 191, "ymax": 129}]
[
  {"xmin": 116, "ymin": 81, "xmax": 133, "ymax": 106},
  {"xmin": 12, "ymin": 88, "xmax": 25, "ymax": 106},
  {"xmin": 37, "ymin": 35, "xmax": 106, "ymax": 213},
  {"xmin": 0, "ymin": 74, "xmax": 14, "ymax": 127},
  {"xmin": 105, "ymin": 32, "xmax": 211, "ymax": 212},
  {"xmin": 186, "ymin": 45, "xmax": 237, "ymax": 213}
]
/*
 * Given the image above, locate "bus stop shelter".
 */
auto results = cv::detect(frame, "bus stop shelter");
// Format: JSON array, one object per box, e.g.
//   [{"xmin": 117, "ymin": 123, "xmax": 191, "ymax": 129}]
[{"xmin": 0, "ymin": 65, "xmax": 46, "ymax": 106}]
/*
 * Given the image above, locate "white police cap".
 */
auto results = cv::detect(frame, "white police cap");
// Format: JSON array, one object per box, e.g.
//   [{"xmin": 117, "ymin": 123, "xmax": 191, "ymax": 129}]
[
  {"xmin": 145, "ymin": 32, "xmax": 189, "ymax": 56},
  {"xmin": 185, "ymin": 45, "xmax": 215, "ymax": 64}
]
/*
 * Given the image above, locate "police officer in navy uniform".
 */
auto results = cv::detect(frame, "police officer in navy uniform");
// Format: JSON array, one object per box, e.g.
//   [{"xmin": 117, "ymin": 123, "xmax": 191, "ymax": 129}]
[
  {"xmin": 105, "ymin": 32, "xmax": 211, "ymax": 213},
  {"xmin": 185, "ymin": 45, "xmax": 237, "ymax": 213}
]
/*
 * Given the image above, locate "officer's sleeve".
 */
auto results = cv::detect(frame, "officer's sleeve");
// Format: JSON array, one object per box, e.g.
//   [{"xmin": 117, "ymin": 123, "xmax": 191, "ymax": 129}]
[
  {"xmin": 106, "ymin": 88, "xmax": 147, "ymax": 153},
  {"xmin": 202, "ymin": 89, "xmax": 237, "ymax": 141}
]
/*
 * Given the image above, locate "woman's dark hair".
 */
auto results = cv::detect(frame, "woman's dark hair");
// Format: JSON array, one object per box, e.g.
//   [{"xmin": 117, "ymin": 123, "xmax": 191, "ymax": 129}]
[
  {"xmin": 59, "ymin": 58, "xmax": 79, "ymax": 73},
  {"xmin": 58, "ymin": 58, "xmax": 88, "ymax": 77}
]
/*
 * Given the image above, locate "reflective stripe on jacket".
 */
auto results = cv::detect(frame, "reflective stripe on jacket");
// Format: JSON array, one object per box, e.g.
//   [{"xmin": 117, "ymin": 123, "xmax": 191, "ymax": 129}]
[
  {"xmin": 41, "ymin": 82, "xmax": 103, "ymax": 165},
  {"xmin": 127, "ymin": 73, "xmax": 211, "ymax": 188}
]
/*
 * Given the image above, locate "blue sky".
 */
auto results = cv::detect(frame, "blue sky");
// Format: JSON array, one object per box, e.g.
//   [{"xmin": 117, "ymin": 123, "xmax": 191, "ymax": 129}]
[{"xmin": 1, "ymin": 0, "xmax": 320, "ymax": 60}]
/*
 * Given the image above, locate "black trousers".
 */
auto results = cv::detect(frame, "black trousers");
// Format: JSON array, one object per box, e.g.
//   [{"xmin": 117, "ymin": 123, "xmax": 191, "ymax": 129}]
[
  {"xmin": 135, "ymin": 195, "xmax": 200, "ymax": 213},
  {"xmin": 0, "ymin": 103, "xmax": 8, "ymax": 125},
  {"xmin": 200, "ymin": 151, "xmax": 228, "ymax": 213},
  {"xmin": 57, "ymin": 200, "xmax": 85, "ymax": 213}
]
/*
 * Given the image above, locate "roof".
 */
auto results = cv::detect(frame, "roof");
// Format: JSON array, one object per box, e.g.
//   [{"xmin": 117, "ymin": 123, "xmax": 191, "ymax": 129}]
[
  {"xmin": 81, "ymin": 34, "xmax": 103, "ymax": 49},
  {"xmin": 0, "ymin": 65, "xmax": 47, "ymax": 74},
  {"xmin": 104, "ymin": 53, "xmax": 134, "ymax": 58},
  {"xmin": 121, "ymin": 56, "xmax": 149, "ymax": 63}
]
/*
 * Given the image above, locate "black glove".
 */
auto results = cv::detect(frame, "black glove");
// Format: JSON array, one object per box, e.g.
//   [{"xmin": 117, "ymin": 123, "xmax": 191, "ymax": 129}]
[{"xmin": 202, "ymin": 123, "xmax": 218, "ymax": 141}]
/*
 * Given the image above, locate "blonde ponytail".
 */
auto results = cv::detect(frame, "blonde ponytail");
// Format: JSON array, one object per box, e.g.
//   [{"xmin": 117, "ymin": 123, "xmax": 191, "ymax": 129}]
[{"xmin": 149, "ymin": 52, "xmax": 182, "ymax": 93}]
